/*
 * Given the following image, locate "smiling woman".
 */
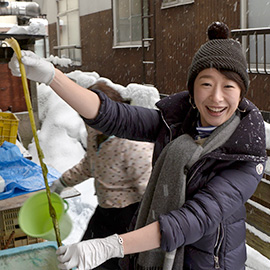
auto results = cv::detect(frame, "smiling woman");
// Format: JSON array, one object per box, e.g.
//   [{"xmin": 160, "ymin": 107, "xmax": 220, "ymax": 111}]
[
  {"xmin": 193, "ymin": 68, "xmax": 241, "ymax": 127},
  {"xmin": 8, "ymin": 21, "xmax": 268, "ymax": 270},
  {"xmin": 187, "ymin": 22, "xmax": 249, "ymax": 99}
]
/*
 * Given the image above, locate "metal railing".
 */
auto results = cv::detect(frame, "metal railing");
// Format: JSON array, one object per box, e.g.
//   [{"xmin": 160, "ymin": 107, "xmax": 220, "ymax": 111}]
[
  {"xmin": 231, "ymin": 27, "xmax": 270, "ymax": 74},
  {"xmin": 245, "ymin": 146, "xmax": 270, "ymax": 259},
  {"xmin": 53, "ymin": 44, "xmax": 82, "ymax": 66}
]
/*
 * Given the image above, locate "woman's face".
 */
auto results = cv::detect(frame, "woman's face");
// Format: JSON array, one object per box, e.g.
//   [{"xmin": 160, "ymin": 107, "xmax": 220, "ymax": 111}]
[{"xmin": 193, "ymin": 68, "xmax": 241, "ymax": 127}]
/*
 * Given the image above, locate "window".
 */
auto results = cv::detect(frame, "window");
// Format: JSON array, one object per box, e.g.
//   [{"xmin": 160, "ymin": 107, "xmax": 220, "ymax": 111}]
[
  {"xmin": 113, "ymin": 0, "xmax": 148, "ymax": 48},
  {"xmin": 161, "ymin": 0, "xmax": 194, "ymax": 9},
  {"xmin": 55, "ymin": 0, "xmax": 81, "ymax": 65},
  {"xmin": 236, "ymin": 0, "xmax": 270, "ymax": 73},
  {"xmin": 247, "ymin": 0, "xmax": 270, "ymax": 68},
  {"xmin": 246, "ymin": 0, "xmax": 270, "ymax": 28}
]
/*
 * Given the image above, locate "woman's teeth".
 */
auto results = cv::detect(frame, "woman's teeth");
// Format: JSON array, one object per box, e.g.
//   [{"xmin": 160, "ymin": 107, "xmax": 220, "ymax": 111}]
[{"xmin": 208, "ymin": 107, "xmax": 225, "ymax": 112}]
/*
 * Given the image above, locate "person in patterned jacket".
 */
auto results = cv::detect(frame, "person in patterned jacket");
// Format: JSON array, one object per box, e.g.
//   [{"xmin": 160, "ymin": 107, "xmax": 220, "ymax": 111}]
[{"xmin": 50, "ymin": 82, "xmax": 154, "ymax": 270}]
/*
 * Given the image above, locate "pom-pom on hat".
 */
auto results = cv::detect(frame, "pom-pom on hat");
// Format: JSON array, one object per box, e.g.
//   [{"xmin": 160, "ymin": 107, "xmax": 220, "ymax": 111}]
[{"xmin": 187, "ymin": 21, "xmax": 249, "ymax": 98}]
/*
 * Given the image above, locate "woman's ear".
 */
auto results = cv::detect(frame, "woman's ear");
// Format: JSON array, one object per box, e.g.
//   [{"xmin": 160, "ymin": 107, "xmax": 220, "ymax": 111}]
[{"xmin": 189, "ymin": 95, "xmax": 197, "ymax": 110}]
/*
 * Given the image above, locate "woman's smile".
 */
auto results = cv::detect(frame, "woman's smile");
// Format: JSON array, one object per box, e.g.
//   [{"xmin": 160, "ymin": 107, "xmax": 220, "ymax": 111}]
[
  {"xmin": 194, "ymin": 68, "xmax": 241, "ymax": 127},
  {"xmin": 207, "ymin": 106, "xmax": 227, "ymax": 113}
]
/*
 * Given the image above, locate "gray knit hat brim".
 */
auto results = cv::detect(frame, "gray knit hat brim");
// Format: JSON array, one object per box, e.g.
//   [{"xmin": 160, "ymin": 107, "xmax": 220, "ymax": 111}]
[{"xmin": 187, "ymin": 38, "xmax": 249, "ymax": 97}]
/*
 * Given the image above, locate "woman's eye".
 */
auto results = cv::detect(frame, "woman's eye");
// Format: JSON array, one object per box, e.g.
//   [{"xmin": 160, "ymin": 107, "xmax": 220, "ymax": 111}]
[
  {"xmin": 202, "ymin": 82, "xmax": 211, "ymax": 86},
  {"xmin": 224, "ymin": 85, "xmax": 234, "ymax": 88}
]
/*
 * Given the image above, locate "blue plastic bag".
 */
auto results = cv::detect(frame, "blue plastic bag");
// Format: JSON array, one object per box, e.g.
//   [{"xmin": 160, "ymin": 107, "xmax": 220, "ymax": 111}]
[{"xmin": 0, "ymin": 141, "xmax": 60, "ymax": 200}]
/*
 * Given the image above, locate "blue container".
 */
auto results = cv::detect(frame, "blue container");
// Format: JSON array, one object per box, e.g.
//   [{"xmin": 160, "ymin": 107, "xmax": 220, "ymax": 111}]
[{"xmin": 0, "ymin": 241, "xmax": 59, "ymax": 270}]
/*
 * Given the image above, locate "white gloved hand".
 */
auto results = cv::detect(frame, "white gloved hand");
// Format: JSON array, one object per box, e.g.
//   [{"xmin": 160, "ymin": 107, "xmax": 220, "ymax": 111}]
[
  {"xmin": 56, "ymin": 234, "xmax": 124, "ymax": 270},
  {"xmin": 8, "ymin": 50, "xmax": 55, "ymax": 85},
  {"xmin": 50, "ymin": 178, "xmax": 67, "ymax": 194}
]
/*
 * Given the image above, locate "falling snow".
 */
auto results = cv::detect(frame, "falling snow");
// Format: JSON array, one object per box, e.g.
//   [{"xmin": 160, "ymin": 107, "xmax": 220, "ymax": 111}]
[{"xmin": 2, "ymin": 19, "xmax": 270, "ymax": 270}]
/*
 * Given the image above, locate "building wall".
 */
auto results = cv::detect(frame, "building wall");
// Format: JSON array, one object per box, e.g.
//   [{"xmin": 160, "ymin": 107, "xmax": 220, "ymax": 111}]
[
  {"xmin": 35, "ymin": 0, "xmax": 58, "ymax": 23},
  {"xmin": 79, "ymin": 9, "xmax": 142, "ymax": 85},
  {"xmin": 45, "ymin": 0, "xmax": 270, "ymax": 111},
  {"xmin": 248, "ymin": 74, "xmax": 270, "ymax": 111},
  {"xmin": 154, "ymin": 1, "xmax": 240, "ymax": 94},
  {"xmin": 48, "ymin": 22, "xmax": 57, "ymax": 56},
  {"xmin": 35, "ymin": 0, "xmax": 111, "ymax": 23},
  {"xmin": 79, "ymin": 0, "xmax": 111, "ymax": 16},
  {"xmin": 0, "ymin": 44, "xmax": 40, "ymax": 148},
  {"xmin": 74, "ymin": 0, "xmax": 241, "ymax": 93},
  {"xmin": 0, "ymin": 63, "xmax": 27, "ymax": 112}
]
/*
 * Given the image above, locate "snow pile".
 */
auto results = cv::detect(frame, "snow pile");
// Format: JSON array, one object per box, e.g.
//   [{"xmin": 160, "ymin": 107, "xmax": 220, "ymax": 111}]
[
  {"xmin": 46, "ymin": 55, "xmax": 72, "ymax": 68},
  {"xmin": 246, "ymin": 245, "xmax": 270, "ymax": 270},
  {"xmin": 264, "ymin": 121, "xmax": 270, "ymax": 149},
  {"xmin": 66, "ymin": 70, "xmax": 100, "ymax": 89},
  {"xmin": 126, "ymin": 83, "xmax": 160, "ymax": 109},
  {"xmin": 28, "ymin": 84, "xmax": 87, "ymax": 173},
  {"xmin": 7, "ymin": 18, "xmax": 47, "ymax": 35},
  {"xmin": 65, "ymin": 71, "xmax": 160, "ymax": 109}
]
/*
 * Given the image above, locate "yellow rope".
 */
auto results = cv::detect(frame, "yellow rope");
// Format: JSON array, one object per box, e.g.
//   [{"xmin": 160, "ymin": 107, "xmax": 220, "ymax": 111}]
[{"xmin": 5, "ymin": 37, "xmax": 62, "ymax": 247}]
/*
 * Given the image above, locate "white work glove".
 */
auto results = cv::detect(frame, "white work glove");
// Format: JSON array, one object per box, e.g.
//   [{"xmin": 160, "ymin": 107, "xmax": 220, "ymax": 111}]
[
  {"xmin": 56, "ymin": 234, "xmax": 124, "ymax": 270},
  {"xmin": 50, "ymin": 178, "xmax": 67, "ymax": 194},
  {"xmin": 8, "ymin": 50, "xmax": 55, "ymax": 85}
]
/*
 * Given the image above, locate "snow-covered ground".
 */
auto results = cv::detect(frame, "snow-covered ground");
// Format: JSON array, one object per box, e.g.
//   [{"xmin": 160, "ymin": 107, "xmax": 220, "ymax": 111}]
[{"xmin": 26, "ymin": 71, "xmax": 270, "ymax": 270}]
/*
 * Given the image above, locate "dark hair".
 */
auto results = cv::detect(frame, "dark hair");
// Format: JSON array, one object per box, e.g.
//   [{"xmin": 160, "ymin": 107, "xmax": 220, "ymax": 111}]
[
  {"xmin": 219, "ymin": 70, "xmax": 246, "ymax": 100},
  {"xmin": 89, "ymin": 81, "xmax": 125, "ymax": 103}
]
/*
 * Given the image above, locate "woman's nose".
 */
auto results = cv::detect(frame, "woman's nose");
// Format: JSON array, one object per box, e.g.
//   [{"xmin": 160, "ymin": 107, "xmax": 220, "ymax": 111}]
[{"xmin": 210, "ymin": 86, "xmax": 223, "ymax": 102}]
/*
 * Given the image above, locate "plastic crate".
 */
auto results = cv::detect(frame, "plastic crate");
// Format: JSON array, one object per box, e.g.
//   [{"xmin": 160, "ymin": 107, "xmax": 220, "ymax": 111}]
[
  {"xmin": 0, "ymin": 208, "xmax": 21, "ymax": 235},
  {"xmin": 0, "ymin": 112, "xmax": 19, "ymax": 146},
  {"xmin": 0, "ymin": 207, "xmax": 43, "ymax": 250}
]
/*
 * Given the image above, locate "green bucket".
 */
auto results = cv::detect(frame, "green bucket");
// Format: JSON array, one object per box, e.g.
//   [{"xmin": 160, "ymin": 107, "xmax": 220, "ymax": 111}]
[{"xmin": 18, "ymin": 191, "xmax": 72, "ymax": 241}]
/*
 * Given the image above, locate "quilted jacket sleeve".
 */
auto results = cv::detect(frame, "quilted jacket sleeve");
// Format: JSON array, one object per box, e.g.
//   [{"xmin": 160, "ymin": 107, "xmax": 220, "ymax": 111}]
[
  {"xmin": 159, "ymin": 159, "xmax": 265, "ymax": 252},
  {"xmin": 82, "ymin": 89, "xmax": 161, "ymax": 143}
]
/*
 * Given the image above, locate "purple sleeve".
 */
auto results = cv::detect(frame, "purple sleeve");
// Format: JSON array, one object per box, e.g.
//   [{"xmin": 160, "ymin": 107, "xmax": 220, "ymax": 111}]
[
  {"xmin": 82, "ymin": 89, "xmax": 161, "ymax": 143},
  {"xmin": 158, "ymin": 160, "xmax": 263, "ymax": 252}
]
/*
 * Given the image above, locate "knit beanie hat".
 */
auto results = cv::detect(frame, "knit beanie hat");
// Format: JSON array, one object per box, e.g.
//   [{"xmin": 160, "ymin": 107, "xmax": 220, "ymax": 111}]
[{"xmin": 187, "ymin": 22, "xmax": 249, "ymax": 97}]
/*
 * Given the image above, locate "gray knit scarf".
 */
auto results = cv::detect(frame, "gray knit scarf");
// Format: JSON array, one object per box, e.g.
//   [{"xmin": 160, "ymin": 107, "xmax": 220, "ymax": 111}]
[{"xmin": 134, "ymin": 113, "xmax": 240, "ymax": 270}]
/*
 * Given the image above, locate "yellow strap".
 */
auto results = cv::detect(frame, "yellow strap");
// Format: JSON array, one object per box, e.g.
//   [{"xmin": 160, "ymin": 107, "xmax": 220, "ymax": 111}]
[{"xmin": 5, "ymin": 37, "xmax": 62, "ymax": 247}]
